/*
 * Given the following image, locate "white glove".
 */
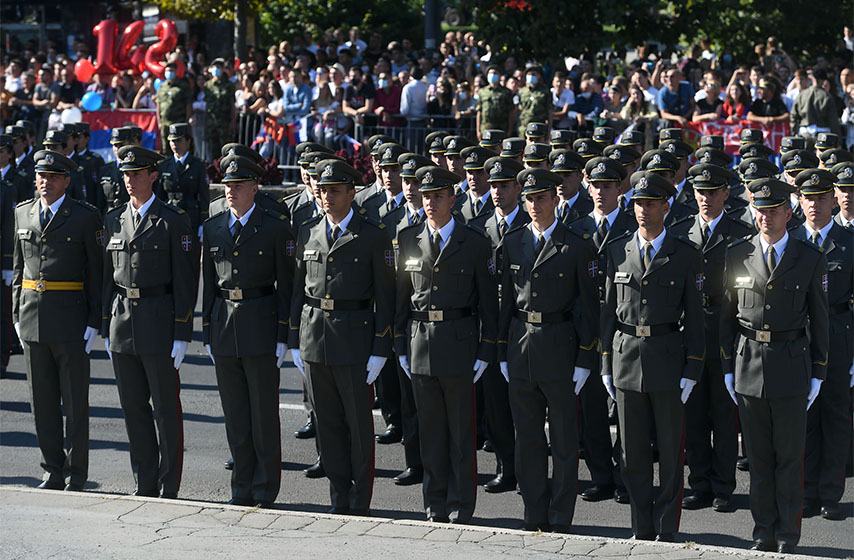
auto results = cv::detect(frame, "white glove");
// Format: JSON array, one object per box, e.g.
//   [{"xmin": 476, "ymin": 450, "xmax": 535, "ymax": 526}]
[
  {"xmin": 399, "ymin": 355, "xmax": 411, "ymax": 379},
  {"xmin": 205, "ymin": 344, "xmax": 215, "ymax": 365},
  {"xmin": 275, "ymin": 342, "xmax": 288, "ymax": 368},
  {"xmin": 104, "ymin": 338, "xmax": 112, "ymax": 361},
  {"xmin": 602, "ymin": 374, "xmax": 616, "ymax": 401},
  {"xmin": 573, "ymin": 366, "xmax": 591, "ymax": 395},
  {"xmin": 849, "ymin": 362, "xmax": 853, "ymax": 389},
  {"xmin": 1, "ymin": 269, "xmax": 12, "ymax": 286},
  {"xmin": 806, "ymin": 378, "xmax": 823, "ymax": 410},
  {"xmin": 197, "ymin": 225, "xmax": 203, "ymax": 241},
  {"xmin": 472, "ymin": 360, "xmax": 488, "ymax": 383},
  {"xmin": 499, "ymin": 361, "xmax": 509, "ymax": 383},
  {"xmin": 14, "ymin": 322, "xmax": 21, "ymax": 339},
  {"xmin": 171, "ymin": 340, "xmax": 188, "ymax": 369},
  {"xmin": 723, "ymin": 373, "xmax": 737, "ymax": 405},
  {"xmin": 366, "ymin": 355, "xmax": 387, "ymax": 384},
  {"xmin": 291, "ymin": 348, "xmax": 305, "ymax": 377},
  {"xmin": 679, "ymin": 378, "xmax": 697, "ymax": 404},
  {"xmin": 83, "ymin": 326, "xmax": 98, "ymax": 354}
]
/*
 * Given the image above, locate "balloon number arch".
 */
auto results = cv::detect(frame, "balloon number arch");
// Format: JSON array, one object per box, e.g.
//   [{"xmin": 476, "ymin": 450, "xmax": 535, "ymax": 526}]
[{"xmin": 75, "ymin": 18, "xmax": 185, "ymax": 84}]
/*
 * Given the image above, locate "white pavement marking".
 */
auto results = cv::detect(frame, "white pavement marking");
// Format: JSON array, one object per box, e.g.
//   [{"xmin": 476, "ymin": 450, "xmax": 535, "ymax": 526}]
[{"xmin": 280, "ymin": 402, "xmax": 383, "ymax": 417}]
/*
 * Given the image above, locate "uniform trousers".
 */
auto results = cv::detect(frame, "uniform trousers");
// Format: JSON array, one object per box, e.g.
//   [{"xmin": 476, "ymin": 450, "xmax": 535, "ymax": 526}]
[
  {"xmin": 24, "ymin": 340, "xmax": 89, "ymax": 485},
  {"xmin": 305, "ymin": 361, "xmax": 375, "ymax": 512},
  {"xmin": 395, "ymin": 355, "xmax": 421, "ymax": 470},
  {"xmin": 112, "ymin": 352, "xmax": 184, "ymax": 495},
  {"xmin": 579, "ymin": 361, "xmax": 618, "ymax": 486},
  {"xmin": 214, "ymin": 354, "xmax": 281, "ymax": 503},
  {"xmin": 481, "ymin": 362, "xmax": 515, "ymax": 478}
]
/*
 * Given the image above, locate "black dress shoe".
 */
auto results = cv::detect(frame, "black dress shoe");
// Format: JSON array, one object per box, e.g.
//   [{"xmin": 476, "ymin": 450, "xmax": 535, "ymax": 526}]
[
  {"xmin": 376, "ymin": 426, "xmax": 402, "ymax": 444},
  {"xmin": 550, "ymin": 524, "xmax": 571, "ymax": 534},
  {"xmin": 393, "ymin": 467, "xmax": 423, "ymax": 486},
  {"xmin": 133, "ymin": 489, "xmax": 159, "ymax": 498},
  {"xmin": 656, "ymin": 532, "xmax": 675, "ymax": 542},
  {"xmin": 328, "ymin": 506, "xmax": 349, "ymax": 515},
  {"xmin": 481, "ymin": 439, "xmax": 494, "ymax": 452},
  {"xmin": 821, "ymin": 503, "xmax": 842, "ymax": 520},
  {"xmin": 682, "ymin": 491, "xmax": 713, "ymax": 510},
  {"xmin": 224, "ymin": 458, "xmax": 234, "ymax": 470},
  {"xmin": 632, "ymin": 533, "xmax": 655, "ymax": 541},
  {"xmin": 160, "ymin": 492, "xmax": 178, "ymax": 499},
  {"xmin": 348, "ymin": 509, "xmax": 370, "ymax": 516},
  {"xmin": 712, "ymin": 496, "xmax": 734, "ymax": 512},
  {"xmin": 294, "ymin": 419, "xmax": 315, "ymax": 439},
  {"xmin": 777, "ymin": 543, "xmax": 796, "ymax": 554},
  {"xmin": 428, "ymin": 515, "xmax": 450, "ymax": 523},
  {"xmin": 484, "ymin": 474, "xmax": 517, "ymax": 494},
  {"xmin": 736, "ymin": 457, "xmax": 749, "ymax": 471},
  {"xmin": 304, "ymin": 458, "xmax": 325, "ymax": 478},
  {"xmin": 64, "ymin": 483, "xmax": 84, "ymax": 492},
  {"xmin": 255, "ymin": 501, "xmax": 273, "ymax": 509},
  {"xmin": 227, "ymin": 497, "xmax": 253, "ymax": 506},
  {"xmin": 372, "ymin": 396, "xmax": 382, "ymax": 409},
  {"xmin": 580, "ymin": 484, "xmax": 615, "ymax": 502},
  {"xmin": 749, "ymin": 541, "xmax": 776, "ymax": 552},
  {"xmin": 450, "ymin": 517, "xmax": 470, "ymax": 525},
  {"xmin": 802, "ymin": 499, "xmax": 821, "ymax": 518},
  {"xmin": 613, "ymin": 486, "xmax": 630, "ymax": 504},
  {"xmin": 521, "ymin": 522, "xmax": 549, "ymax": 531},
  {"xmin": 37, "ymin": 480, "xmax": 64, "ymax": 490}
]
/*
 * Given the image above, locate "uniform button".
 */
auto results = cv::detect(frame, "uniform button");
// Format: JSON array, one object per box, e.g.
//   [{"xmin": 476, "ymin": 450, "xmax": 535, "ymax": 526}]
[
  {"xmin": 132, "ymin": 282, "xmax": 137, "ymax": 287},
  {"xmin": 234, "ymin": 303, "xmax": 240, "ymax": 308},
  {"xmin": 132, "ymin": 301, "xmax": 138, "ymax": 307},
  {"xmin": 529, "ymin": 328, "xmax": 535, "ymax": 334},
  {"xmin": 704, "ymin": 258, "xmax": 708, "ymax": 264},
  {"xmin": 131, "ymin": 264, "xmax": 137, "ymax": 269},
  {"xmin": 325, "ymin": 294, "xmax": 331, "ymax": 298},
  {"xmin": 328, "ymin": 257, "xmax": 334, "ymax": 262},
  {"xmin": 132, "ymin": 244, "xmax": 137, "ymax": 249},
  {"xmin": 39, "ymin": 272, "xmax": 45, "ymax": 279},
  {"xmin": 324, "ymin": 312, "xmax": 330, "ymax": 318},
  {"xmin": 641, "ymin": 298, "xmax": 647, "ymax": 304},
  {"xmin": 532, "ymin": 292, "xmax": 538, "ymax": 297},
  {"xmin": 432, "ymin": 286, "xmax": 438, "ymax": 291},
  {"xmin": 767, "ymin": 284, "xmax": 773, "ymax": 290},
  {"xmin": 763, "ymin": 324, "xmax": 769, "ymax": 329},
  {"xmin": 642, "ymin": 280, "xmax": 648, "ymax": 286},
  {"xmin": 233, "ymin": 269, "xmax": 238, "ymax": 274},
  {"xmin": 434, "ymin": 267, "xmax": 439, "ymax": 272},
  {"xmin": 670, "ymin": 281, "xmax": 675, "ymax": 286},
  {"xmin": 559, "ymin": 273, "xmax": 564, "ymax": 278},
  {"xmin": 640, "ymin": 317, "xmax": 646, "ymax": 323},
  {"xmin": 233, "ymin": 251, "xmax": 239, "ymax": 256},
  {"xmin": 40, "ymin": 255, "xmax": 46, "ymax": 260},
  {"xmin": 41, "ymin": 237, "xmax": 46, "ymax": 242},
  {"xmin": 533, "ymin": 273, "xmax": 539, "ymax": 278},
  {"xmin": 765, "ymin": 304, "xmax": 771, "ymax": 310},
  {"xmin": 326, "ymin": 275, "xmax": 332, "ymax": 280},
  {"xmin": 430, "ymin": 304, "xmax": 436, "ymax": 309}
]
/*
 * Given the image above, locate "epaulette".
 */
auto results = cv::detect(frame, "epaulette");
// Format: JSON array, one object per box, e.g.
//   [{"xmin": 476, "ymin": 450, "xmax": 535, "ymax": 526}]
[
  {"xmin": 17, "ymin": 170, "xmax": 26, "ymax": 177},
  {"xmin": 604, "ymin": 230, "xmax": 632, "ymax": 245},
  {"xmin": 674, "ymin": 235, "xmax": 701, "ymax": 251},
  {"xmin": 301, "ymin": 214, "xmax": 324, "ymax": 228},
  {"xmin": 203, "ymin": 209, "xmax": 227, "ymax": 223},
  {"xmin": 358, "ymin": 213, "xmax": 386, "ymax": 230},
  {"xmin": 565, "ymin": 225, "xmax": 590, "ymax": 241},
  {"xmin": 15, "ymin": 197, "xmax": 37, "ymax": 208},
  {"xmin": 726, "ymin": 236, "xmax": 751, "ymax": 249},
  {"xmin": 70, "ymin": 198, "xmax": 98, "ymax": 213},
  {"xmin": 464, "ymin": 222, "xmax": 490, "ymax": 238},
  {"xmin": 262, "ymin": 207, "xmax": 288, "ymax": 221},
  {"xmin": 161, "ymin": 201, "xmax": 186, "ymax": 215},
  {"xmin": 451, "ymin": 209, "xmax": 460, "ymax": 216},
  {"xmin": 210, "ymin": 193, "xmax": 226, "ymax": 202},
  {"xmin": 358, "ymin": 207, "xmax": 367, "ymax": 215},
  {"xmin": 105, "ymin": 204, "xmax": 125, "ymax": 217},
  {"xmin": 796, "ymin": 237, "xmax": 824, "ymax": 253}
]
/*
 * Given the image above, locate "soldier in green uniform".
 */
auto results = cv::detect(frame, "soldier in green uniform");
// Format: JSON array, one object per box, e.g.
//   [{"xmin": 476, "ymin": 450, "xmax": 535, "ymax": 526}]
[
  {"xmin": 524, "ymin": 122, "xmax": 548, "ymax": 145},
  {"xmin": 72, "ymin": 122, "xmax": 106, "ymax": 208},
  {"xmin": 204, "ymin": 59, "xmax": 237, "ymax": 160},
  {"xmin": 1, "ymin": 135, "xmax": 19, "ymax": 376},
  {"xmin": 459, "ymin": 145, "xmax": 497, "ymax": 222},
  {"xmin": 720, "ymin": 177, "xmax": 829, "ymax": 554},
  {"xmin": 550, "ymin": 149, "xmax": 592, "ymax": 224},
  {"xmin": 5, "ymin": 125, "xmax": 34, "ymax": 200},
  {"xmin": 289, "ymin": 159, "xmax": 395, "ymax": 515},
  {"xmin": 516, "ymin": 66, "xmax": 551, "ymax": 138},
  {"xmin": 476, "ymin": 65, "xmax": 514, "ymax": 138},
  {"xmin": 671, "ymin": 163, "xmax": 753, "ymax": 514},
  {"xmin": 355, "ymin": 134, "xmax": 396, "ymax": 206},
  {"xmin": 202, "ymin": 154, "xmax": 295, "ymax": 508},
  {"xmin": 498, "ymin": 167, "xmax": 599, "ymax": 532},
  {"xmin": 395, "ymin": 165, "xmax": 498, "ymax": 524},
  {"xmin": 156, "ymin": 123, "xmax": 210, "ymax": 242},
  {"xmin": 102, "ymin": 146, "xmax": 195, "ymax": 499},
  {"xmin": 424, "ymin": 131, "xmax": 449, "ymax": 169},
  {"xmin": 12, "ymin": 149, "xmax": 103, "ymax": 491},
  {"xmin": 155, "ymin": 62, "xmax": 192, "ymax": 157},
  {"xmin": 795, "ymin": 168, "xmax": 854, "ymax": 522},
  {"xmin": 41, "ymin": 130, "xmax": 85, "ymax": 201},
  {"xmin": 209, "ymin": 143, "xmax": 290, "ymax": 221},
  {"xmin": 97, "ymin": 127, "xmax": 135, "ymax": 215},
  {"xmin": 478, "ymin": 129, "xmax": 504, "ymax": 150},
  {"xmin": 601, "ymin": 171, "xmax": 705, "ymax": 542}
]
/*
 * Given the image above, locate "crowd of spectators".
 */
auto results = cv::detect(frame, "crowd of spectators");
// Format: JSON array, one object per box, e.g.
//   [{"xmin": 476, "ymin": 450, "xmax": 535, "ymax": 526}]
[{"xmin": 2, "ymin": 25, "xmax": 853, "ymax": 153}]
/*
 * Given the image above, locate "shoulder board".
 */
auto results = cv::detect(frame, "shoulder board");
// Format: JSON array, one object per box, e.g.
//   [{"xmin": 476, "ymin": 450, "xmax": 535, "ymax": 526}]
[
  {"xmin": 15, "ymin": 197, "xmax": 37, "ymax": 208},
  {"xmin": 397, "ymin": 221, "xmax": 425, "ymax": 239},
  {"xmin": 605, "ymin": 230, "xmax": 632, "ymax": 246},
  {"xmin": 358, "ymin": 213, "xmax": 385, "ymax": 229},
  {"xmin": 358, "ymin": 207, "xmax": 367, "ymax": 215},
  {"xmin": 210, "ymin": 193, "xmax": 226, "ymax": 202},
  {"xmin": 203, "ymin": 209, "xmax": 228, "ymax": 223},
  {"xmin": 105, "ymin": 204, "xmax": 125, "ymax": 216},
  {"xmin": 262, "ymin": 207, "xmax": 288, "ymax": 221},
  {"xmin": 451, "ymin": 209, "xmax": 460, "ymax": 216},
  {"xmin": 726, "ymin": 236, "xmax": 751, "ymax": 249},
  {"xmin": 564, "ymin": 225, "xmax": 590, "ymax": 241},
  {"xmin": 464, "ymin": 222, "xmax": 491, "ymax": 238},
  {"xmin": 796, "ymin": 237, "xmax": 824, "ymax": 253},
  {"xmin": 161, "ymin": 201, "xmax": 186, "ymax": 214},
  {"xmin": 70, "ymin": 198, "xmax": 98, "ymax": 213},
  {"xmin": 17, "ymin": 170, "xmax": 26, "ymax": 177},
  {"xmin": 301, "ymin": 214, "xmax": 325, "ymax": 228},
  {"xmin": 674, "ymin": 235, "xmax": 701, "ymax": 251}
]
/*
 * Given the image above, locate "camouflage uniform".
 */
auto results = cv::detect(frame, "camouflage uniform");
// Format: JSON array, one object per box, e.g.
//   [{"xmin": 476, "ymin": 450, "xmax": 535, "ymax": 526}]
[
  {"xmin": 156, "ymin": 78, "xmax": 192, "ymax": 155},
  {"xmin": 517, "ymin": 84, "xmax": 550, "ymax": 137},
  {"xmin": 204, "ymin": 77, "xmax": 236, "ymax": 156},
  {"xmin": 476, "ymin": 84, "xmax": 514, "ymax": 135}
]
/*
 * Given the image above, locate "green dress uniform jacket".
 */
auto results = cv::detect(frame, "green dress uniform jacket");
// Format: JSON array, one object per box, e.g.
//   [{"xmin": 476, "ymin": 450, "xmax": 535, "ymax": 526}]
[
  {"xmin": 210, "ymin": 190, "xmax": 291, "ymax": 226},
  {"xmin": 157, "ymin": 154, "xmax": 210, "ymax": 231}
]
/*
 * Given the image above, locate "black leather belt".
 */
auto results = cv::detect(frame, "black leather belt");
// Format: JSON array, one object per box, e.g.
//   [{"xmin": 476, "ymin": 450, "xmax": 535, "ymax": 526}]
[
  {"xmin": 829, "ymin": 303, "xmax": 851, "ymax": 316},
  {"xmin": 305, "ymin": 296, "xmax": 371, "ymax": 311},
  {"xmin": 739, "ymin": 325, "xmax": 805, "ymax": 343},
  {"xmin": 617, "ymin": 321, "xmax": 679, "ymax": 337},
  {"xmin": 411, "ymin": 308, "xmax": 473, "ymax": 322},
  {"xmin": 116, "ymin": 285, "xmax": 171, "ymax": 299},
  {"xmin": 219, "ymin": 286, "xmax": 275, "ymax": 301},
  {"xmin": 514, "ymin": 309, "xmax": 572, "ymax": 324}
]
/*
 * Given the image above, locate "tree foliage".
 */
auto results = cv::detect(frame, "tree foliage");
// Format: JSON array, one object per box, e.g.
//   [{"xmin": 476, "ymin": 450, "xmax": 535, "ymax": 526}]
[{"xmin": 148, "ymin": 0, "xmax": 264, "ymax": 21}]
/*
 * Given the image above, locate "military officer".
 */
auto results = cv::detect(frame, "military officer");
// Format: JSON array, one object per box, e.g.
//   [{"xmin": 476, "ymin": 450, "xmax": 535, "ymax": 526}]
[
  {"xmin": 720, "ymin": 177, "xmax": 828, "ymax": 554},
  {"xmin": 12, "ymin": 149, "xmax": 102, "ymax": 491},
  {"xmin": 0, "ymin": 135, "xmax": 18, "ymax": 375},
  {"xmin": 601, "ymin": 171, "xmax": 705, "ymax": 541},
  {"xmin": 459, "ymin": 145, "xmax": 497, "ymax": 222},
  {"xmin": 738, "ymin": 142, "xmax": 774, "ymax": 162},
  {"xmin": 210, "ymin": 144, "xmax": 290, "ymax": 220},
  {"xmin": 729, "ymin": 157, "xmax": 780, "ymax": 230},
  {"xmin": 573, "ymin": 138, "xmax": 603, "ymax": 160},
  {"xmin": 6, "ymin": 125, "xmax": 34, "ymax": 199},
  {"xmin": 780, "ymin": 136, "xmax": 806, "ymax": 154},
  {"xmin": 671, "ymin": 163, "xmax": 752, "ymax": 514},
  {"xmin": 355, "ymin": 134, "xmax": 396, "ymax": 206},
  {"xmin": 478, "ymin": 129, "xmax": 504, "ymax": 150},
  {"xmin": 71, "ymin": 122, "xmax": 106, "ymax": 208},
  {"xmin": 289, "ymin": 159, "xmax": 395, "ymax": 515},
  {"xmin": 524, "ymin": 122, "xmax": 548, "ymax": 145},
  {"xmin": 549, "ymin": 130, "xmax": 573, "ymax": 150},
  {"xmin": 550, "ymin": 149, "xmax": 593, "ymax": 224},
  {"xmin": 814, "ymin": 132, "xmax": 839, "ymax": 155},
  {"xmin": 818, "ymin": 148, "xmax": 852, "ymax": 170},
  {"xmin": 202, "ymin": 154, "xmax": 294, "ymax": 507},
  {"xmin": 467, "ymin": 155, "xmax": 528, "ymax": 495},
  {"xmin": 640, "ymin": 149, "xmax": 695, "ymax": 227},
  {"xmin": 592, "ymin": 126, "xmax": 617, "ymax": 147},
  {"xmin": 41, "ymin": 130, "xmax": 85, "ymax": 201},
  {"xmin": 794, "ymin": 169, "xmax": 853, "ymax": 522},
  {"xmin": 157, "ymin": 123, "xmax": 210, "ymax": 236},
  {"xmin": 204, "ymin": 58, "xmax": 237, "ymax": 160},
  {"xmin": 476, "ymin": 65, "xmax": 514, "ymax": 137},
  {"xmin": 395, "ymin": 165, "xmax": 498, "ymax": 524},
  {"xmin": 424, "ymin": 131, "xmax": 449, "ymax": 168},
  {"xmin": 521, "ymin": 143, "xmax": 550, "ymax": 170},
  {"xmin": 499, "ymin": 137, "xmax": 526, "ymax": 164},
  {"xmin": 497, "ymin": 167, "xmax": 599, "ymax": 533},
  {"xmin": 832, "ymin": 162, "xmax": 854, "ymax": 229},
  {"xmin": 102, "ymin": 146, "xmax": 195, "ymax": 499},
  {"xmin": 602, "ymin": 144, "xmax": 642, "ymax": 213},
  {"xmin": 155, "ymin": 62, "xmax": 192, "ymax": 157},
  {"xmin": 659, "ymin": 138, "xmax": 695, "ymax": 207},
  {"xmin": 97, "ymin": 127, "xmax": 135, "ymax": 214},
  {"xmin": 360, "ymin": 143, "xmax": 407, "ymax": 223},
  {"xmin": 517, "ymin": 65, "xmax": 551, "ymax": 137},
  {"xmin": 618, "ymin": 129, "xmax": 645, "ymax": 151}
]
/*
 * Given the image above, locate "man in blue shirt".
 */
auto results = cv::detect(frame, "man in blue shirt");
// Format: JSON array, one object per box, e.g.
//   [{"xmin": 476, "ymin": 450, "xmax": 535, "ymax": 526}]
[
  {"xmin": 283, "ymin": 69, "xmax": 312, "ymax": 124},
  {"xmin": 656, "ymin": 68, "xmax": 694, "ymax": 127}
]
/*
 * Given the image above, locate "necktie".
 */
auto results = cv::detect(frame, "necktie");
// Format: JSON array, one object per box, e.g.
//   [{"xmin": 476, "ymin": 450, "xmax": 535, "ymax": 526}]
[
  {"xmin": 132, "ymin": 211, "xmax": 141, "ymax": 228},
  {"xmin": 701, "ymin": 222, "xmax": 710, "ymax": 246},
  {"xmin": 535, "ymin": 233, "xmax": 546, "ymax": 257},
  {"xmin": 474, "ymin": 198, "xmax": 483, "ymax": 215},
  {"xmin": 430, "ymin": 230, "xmax": 442, "ymax": 262},
  {"xmin": 619, "ymin": 195, "xmax": 627, "ymax": 211},
  {"xmin": 498, "ymin": 218, "xmax": 508, "ymax": 238},
  {"xmin": 330, "ymin": 224, "xmax": 341, "ymax": 244},
  {"xmin": 232, "ymin": 220, "xmax": 243, "ymax": 241},
  {"xmin": 811, "ymin": 231, "xmax": 821, "ymax": 247},
  {"xmin": 387, "ymin": 199, "xmax": 397, "ymax": 213},
  {"xmin": 766, "ymin": 246, "xmax": 777, "ymax": 274},
  {"xmin": 597, "ymin": 218, "xmax": 609, "ymax": 239},
  {"xmin": 559, "ymin": 202, "xmax": 567, "ymax": 218},
  {"xmin": 41, "ymin": 208, "xmax": 52, "ymax": 228},
  {"xmin": 643, "ymin": 242, "xmax": 653, "ymax": 270}
]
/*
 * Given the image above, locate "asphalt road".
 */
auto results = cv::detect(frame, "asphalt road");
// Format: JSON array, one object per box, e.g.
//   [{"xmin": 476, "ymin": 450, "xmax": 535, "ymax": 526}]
[{"xmin": 1, "ymin": 311, "xmax": 852, "ymax": 557}]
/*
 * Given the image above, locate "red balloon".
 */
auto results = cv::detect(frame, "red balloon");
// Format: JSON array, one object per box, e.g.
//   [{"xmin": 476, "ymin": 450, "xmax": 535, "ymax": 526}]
[
  {"xmin": 144, "ymin": 19, "xmax": 179, "ymax": 79},
  {"xmin": 116, "ymin": 21, "xmax": 145, "ymax": 70},
  {"xmin": 74, "ymin": 58, "xmax": 95, "ymax": 83},
  {"xmin": 130, "ymin": 45, "xmax": 148, "ymax": 74},
  {"xmin": 92, "ymin": 19, "xmax": 118, "ymax": 76}
]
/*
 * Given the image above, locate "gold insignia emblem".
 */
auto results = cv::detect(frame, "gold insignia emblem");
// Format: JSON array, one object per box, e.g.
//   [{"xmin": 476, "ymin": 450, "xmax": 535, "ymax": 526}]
[
  {"xmin": 44, "ymin": 153, "xmax": 54, "ymax": 165},
  {"xmin": 384, "ymin": 147, "xmax": 393, "ymax": 159},
  {"xmin": 748, "ymin": 162, "xmax": 757, "ymax": 174},
  {"xmin": 843, "ymin": 167, "xmax": 853, "ymax": 178},
  {"xmin": 651, "ymin": 154, "xmax": 661, "ymax": 165},
  {"xmin": 322, "ymin": 165, "xmax": 334, "ymax": 178},
  {"xmin": 665, "ymin": 143, "xmax": 675, "ymax": 152},
  {"xmin": 469, "ymin": 152, "xmax": 478, "ymax": 162},
  {"xmin": 123, "ymin": 150, "xmax": 135, "ymax": 163},
  {"xmin": 818, "ymin": 133, "xmax": 827, "ymax": 142},
  {"xmin": 373, "ymin": 139, "xmax": 383, "ymax": 149},
  {"xmin": 810, "ymin": 173, "xmax": 819, "ymax": 185},
  {"xmin": 580, "ymin": 142, "xmax": 588, "ymax": 152},
  {"xmin": 493, "ymin": 161, "xmax": 502, "ymax": 173},
  {"xmin": 503, "ymin": 140, "xmax": 511, "ymax": 150},
  {"xmin": 596, "ymin": 162, "xmax": 606, "ymax": 174},
  {"xmin": 793, "ymin": 154, "xmax": 802, "ymax": 165},
  {"xmin": 227, "ymin": 161, "xmax": 238, "ymax": 174},
  {"xmin": 406, "ymin": 159, "xmax": 415, "ymax": 169},
  {"xmin": 170, "ymin": 125, "xmax": 177, "ymax": 134},
  {"xmin": 760, "ymin": 184, "xmax": 771, "ymax": 198},
  {"xmin": 701, "ymin": 169, "xmax": 711, "ymax": 181},
  {"xmin": 228, "ymin": 148, "xmax": 236, "ymax": 156},
  {"xmin": 555, "ymin": 153, "xmax": 565, "ymax": 165},
  {"xmin": 701, "ymin": 152, "xmax": 711, "ymax": 162},
  {"xmin": 423, "ymin": 172, "xmax": 433, "ymax": 184},
  {"xmin": 638, "ymin": 177, "xmax": 648, "ymax": 188},
  {"xmin": 448, "ymin": 139, "xmax": 456, "ymax": 150},
  {"xmin": 525, "ymin": 174, "xmax": 536, "ymax": 187},
  {"xmin": 483, "ymin": 131, "xmax": 491, "ymax": 140},
  {"xmin": 828, "ymin": 154, "xmax": 837, "ymax": 164},
  {"xmin": 747, "ymin": 146, "xmax": 757, "ymax": 157}
]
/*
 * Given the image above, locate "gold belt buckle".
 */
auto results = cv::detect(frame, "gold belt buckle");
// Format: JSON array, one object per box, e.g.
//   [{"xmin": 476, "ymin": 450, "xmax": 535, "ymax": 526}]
[
  {"xmin": 320, "ymin": 298, "xmax": 335, "ymax": 310},
  {"xmin": 428, "ymin": 310, "xmax": 444, "ymax": 321},
  {"xmin": 527, "ymin": 311, "xmax": 542, "ymax": 324},
  {"xmin": 35, "ymin": 280, "xmax": 46, "ymax": 293},
  {"xmin": 126, "ymin": 288, "xmax": 140, "ymax": 299},
  {"xmin": 756, "ymin": 330, "xmax": 771, "ymax": 342},
  {"xmin": 636, "ymin": 325, "xmax": 651, "ymax": 337},
  {"xmin": 229, "ymin": 288, "xmax": 243, "ymax": 300}
]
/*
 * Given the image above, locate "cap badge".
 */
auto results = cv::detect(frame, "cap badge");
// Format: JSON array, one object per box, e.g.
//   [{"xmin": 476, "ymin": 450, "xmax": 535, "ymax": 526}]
[
  {"xmin": 555, "ymin": 153, "xmax": 565, "ymax": 166},
  {"xmin": 701, "ymin": 169, "xmax": 711, "ymax": 181},
  {"xmin": 818, "ymin": 133, "xmax": 827, "ymax": 142},
  {"xmin": 828, "ymin": 154, "xmax": 837, "ymax": 164},
  {"xmin": 611, "ymin": 149, "xmax": 621, "ymax": 160},
  {"xmin": 665, "ymin": 143, "xmax": 675, "ymax": 153},
  {"xmin": 227, "ymin": 161, "xmax": 238, "ymax": 174},
  {"xmin": 228, "ymin": 148, "xmax": 236, "ymax": 156},
  {"xmin": 406, "ymin": 159, "xmax": 415, "ymax": 170},
  {"xmin": 596, "ymin": 162, "xmax": 606, "ymax": 174},
  {"xmin": 493, "ymin": 161, "xmax": 502, "ymax": 173},
  {"xmin": 760, "ymin": 184, "xmax": 771, "ymax": 198},
  {"xmin": 469, "ymin": 152, "xmax": 478, "ymax": 162},
  {"xmin": 384, "ymin": 147, "xmax": 393, "ymax": 159},
  {"xmin": 322, "ymin": 165, "xmax": 334, "ymax": 178},
  {"xmin": 747, "ymin": 162, "xmax": 757, "ymax": 175},
  {"xmin": 423, "ymin": 172, "xmax": 433, "ymax": 184},
  {"xmin": 123, "ymin": 151, "xmax": 135, "ymax": 163},
  {"xmin": 638, "ymin": 177, "xmax": 648, "ymax": 188},
  {"xmin": 810, "ymin": 173, "xmax": 820, "ymax": 185},
  {"xmin": 701, "ymin": 152, "xmax": 711, "ymax": 162},
  {"xmin": 448, "ymin": 139, "xmax": 456, "ymax": 149},
  {"xmin": 793, "ymin": 154, "xmax": 802, "ymax": 165},
  {"xmin": 651, "ymin": 154, "xmax": 661, "ymax": 166},
  {"xmin": 580, "ymin": 142, "xmax": 588, "ymax": 151},
  {"xmin": 843, "ymin": 167, "xmax": 853, "ymax": 178},
  {"xmin": 483, "ymin": 131, "xmax": 491, "ymax": 140},
  {"xmin": 525, "ymin": 174, "xmax": 536, "ymax": 187},
  {"xmin": 747, "ymin": 146, "xmax": 757, "ymax": 157},
  {"xmin": 44, "ymin": 153, "xmax": 54, "ymax": 165}
]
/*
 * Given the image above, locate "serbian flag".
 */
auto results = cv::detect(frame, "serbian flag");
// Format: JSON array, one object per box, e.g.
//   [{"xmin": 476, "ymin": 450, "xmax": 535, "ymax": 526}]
[{"xmin": 82, "ymin": 109, "xmax": 161, "ymax": 162}]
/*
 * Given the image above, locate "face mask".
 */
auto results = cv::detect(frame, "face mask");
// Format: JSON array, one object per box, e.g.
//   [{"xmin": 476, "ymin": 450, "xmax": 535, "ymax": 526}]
[
  {"xmin": 458, "ymin": 92, "xmax": 468, "ymax": 100},
  {"xmin": 378, "ymin": 79, "xmax": 389, "ymax": 88},
  {"xmin": 487, "ymin": 73, "xmax": 499, "ymax": 85},
  {"xmin": 211, "ymin": 67, "xmax": 222, "ymax": 78},
  {"xmin": 165, "ymin": 71, "xmax": 176, "ymax": 81},
  {"xmin": 526, "ymin": 75, "xmax": 537, "ymax": 85}
]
